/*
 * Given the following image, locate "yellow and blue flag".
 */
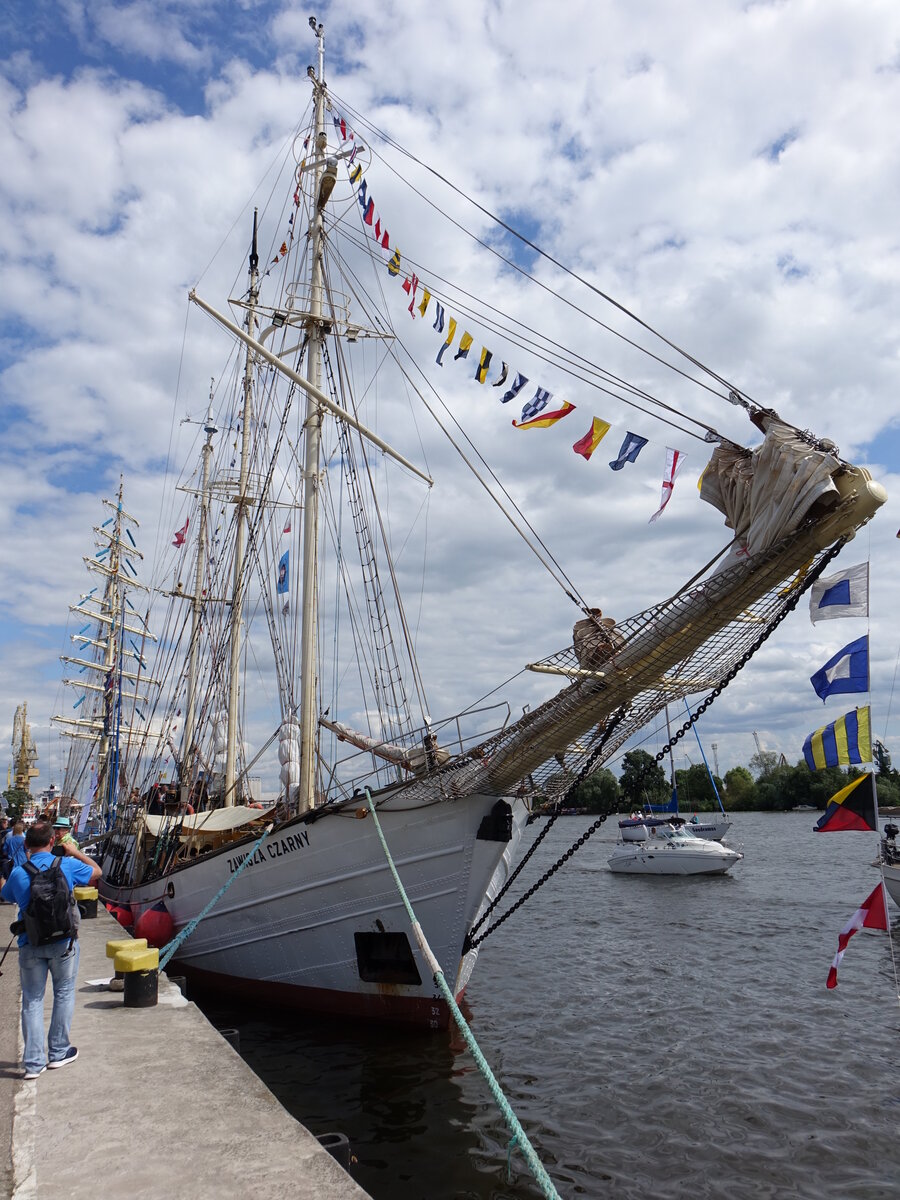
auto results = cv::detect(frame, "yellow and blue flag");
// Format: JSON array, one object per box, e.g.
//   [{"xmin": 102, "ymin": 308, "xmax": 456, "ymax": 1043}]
[{"xmin": 802, "ymin": 706, "xmax": 871, "ymax": 770}]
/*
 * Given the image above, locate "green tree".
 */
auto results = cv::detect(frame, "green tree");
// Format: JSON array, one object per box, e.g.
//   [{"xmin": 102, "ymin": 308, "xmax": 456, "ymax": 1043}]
[
  {"xmin": 749, "ymin": 749, "xmax": 780, "ymax": 779},
  {"xmin": 876, "ymin": 773, "xmax": 900, "ymax": 810},
  {"xmin": 724, "ymin": 765, "xmax": 756, "ymax": 810},
  {"xmin": 674, "ymin": 763, "xmax": 724, "ymax": 812},
  {"xmin": 570, "ymin": 767, "xmax": 620, "ymax": 813},
  {"xmin": 2, "ymin": 786, "xmax": 30, "ymax": 822},
  {"xmin": 619, "ymin": 749, "xmax": 669, "ymax": 808}
]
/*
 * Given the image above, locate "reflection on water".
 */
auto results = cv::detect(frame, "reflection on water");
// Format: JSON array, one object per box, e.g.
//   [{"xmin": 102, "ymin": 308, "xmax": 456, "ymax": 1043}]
[{"xmin": 197, "ymin": 814, "xmax": 900, "ymax": 1199}]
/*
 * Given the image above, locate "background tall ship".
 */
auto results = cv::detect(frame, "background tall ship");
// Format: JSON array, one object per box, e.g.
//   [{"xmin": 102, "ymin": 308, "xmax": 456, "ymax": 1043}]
[{"xmin": 87, "ymin": 23, "xmax": 886, "ymax": 1027}]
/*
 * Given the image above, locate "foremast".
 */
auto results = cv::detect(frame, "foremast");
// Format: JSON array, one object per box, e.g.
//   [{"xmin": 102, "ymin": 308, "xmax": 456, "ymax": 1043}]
[
  {"xmin": 180, "ymin": 384, "xmax": 218, "ymax": 796},
  {"xmin": 224, "ymin": 215, "xmax": 260, "ymax": 806},
  {"xmin": 298, "ymin": 18, "xmax": 327, "ymax": 812}
]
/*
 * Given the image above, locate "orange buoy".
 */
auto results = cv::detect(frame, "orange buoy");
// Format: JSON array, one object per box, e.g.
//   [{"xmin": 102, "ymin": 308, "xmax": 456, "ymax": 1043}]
[
  {"xmin": 110, "ymin": 905, "xmax": 134, "ymax": 928},
  {"xmin": 134, "ymin": 905, "xmax": 175, "ymax": 948}
]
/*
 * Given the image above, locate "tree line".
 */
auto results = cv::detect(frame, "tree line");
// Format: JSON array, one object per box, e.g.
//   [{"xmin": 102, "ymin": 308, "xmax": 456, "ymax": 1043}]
[{"xmin": 538, "ymin": 741, "xmax": 900, "ymax": 814}]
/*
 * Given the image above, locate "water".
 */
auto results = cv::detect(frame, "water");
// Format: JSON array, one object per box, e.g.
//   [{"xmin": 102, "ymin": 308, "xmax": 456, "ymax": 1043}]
[{"xmin": 199, "ymin": 813, "xmax": 900, "ymax": 1198}]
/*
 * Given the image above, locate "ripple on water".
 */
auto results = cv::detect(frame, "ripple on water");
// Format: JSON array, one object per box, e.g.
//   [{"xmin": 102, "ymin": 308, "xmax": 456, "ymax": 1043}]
[{"xmin": 199, "ymin": 814, "xmax": 900, "ymax": 1199}]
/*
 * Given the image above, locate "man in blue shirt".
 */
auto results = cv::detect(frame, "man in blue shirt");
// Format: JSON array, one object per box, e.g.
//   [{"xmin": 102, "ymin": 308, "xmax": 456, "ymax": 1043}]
[{"xmin": 1, "ymin": 821, "xmax": 101, "ymax": 1079}]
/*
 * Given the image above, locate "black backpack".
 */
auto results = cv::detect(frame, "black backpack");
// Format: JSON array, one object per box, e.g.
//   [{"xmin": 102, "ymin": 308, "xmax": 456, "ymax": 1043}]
[{"xmin": 22, "ymin": 860, "xmax": 78, "ymax": 946}]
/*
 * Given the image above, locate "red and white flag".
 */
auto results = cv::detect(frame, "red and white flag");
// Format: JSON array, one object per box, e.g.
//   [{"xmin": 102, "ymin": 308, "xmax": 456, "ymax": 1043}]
[
  {"xmin": 282, "ymin": 519, "xmax": 291, "ymax": 535},
  {"xmin": 649, "ymin": 448, "xmax": 685, "ymax": 523},
  {"xmin": 172, "ymin": 518, "xmax": 189, "ymax": 547},
  {"xmin": 826, "ymin": 882, "xmax": 889, "ymax": 988}
]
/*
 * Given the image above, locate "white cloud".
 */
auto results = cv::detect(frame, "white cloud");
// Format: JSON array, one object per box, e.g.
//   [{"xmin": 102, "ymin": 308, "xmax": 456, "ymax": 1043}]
[{"xmin": 3, "ymin": 0, "xmax": 900, "ymax": 796}]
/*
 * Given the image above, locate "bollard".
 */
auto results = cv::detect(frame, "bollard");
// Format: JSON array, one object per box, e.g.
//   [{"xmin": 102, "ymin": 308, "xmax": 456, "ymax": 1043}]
[
  {"xmin": 217, "ymin": 1027, "xmax": 240, "ymax": 1053},
  {"xmin": 316, "ymin": 1132, "xmax": 351, "ymax": 1171},
  {"xmin": 106, "ymin": 937, "xmax": 147, "ymax": 991},
  {"xmin": 114, "ymin": 944, "xmax": 159, "ymax": 1008},
  {"xmin": 74, "ymin": 886, "xmax": 98, "ymax": 919},
  {"xmin": 167, "ymin": 975, "xmax": 188, "ymax": 999}
]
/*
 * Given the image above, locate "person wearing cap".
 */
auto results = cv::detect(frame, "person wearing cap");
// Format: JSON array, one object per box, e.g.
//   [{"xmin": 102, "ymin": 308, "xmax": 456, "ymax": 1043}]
[{"xmin": 52, "ymin": 817, "xmax": 80, "ymax": 855}]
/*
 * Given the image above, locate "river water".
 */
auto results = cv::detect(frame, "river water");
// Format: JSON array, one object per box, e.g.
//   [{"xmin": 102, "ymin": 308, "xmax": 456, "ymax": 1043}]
[{"xmin": 199, "ymin": 812, "xmax": 900, "ymax": 1199}]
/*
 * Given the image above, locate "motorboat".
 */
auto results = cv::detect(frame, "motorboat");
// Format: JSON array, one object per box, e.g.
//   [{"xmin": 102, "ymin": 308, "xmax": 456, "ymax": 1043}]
[
  {"xmin": 880, "ymin": 822, "xmax": 900, "ymax": 908},
  {"xmin": 608, "ymin": 821, "xmax": 743, "ymax": 875}
]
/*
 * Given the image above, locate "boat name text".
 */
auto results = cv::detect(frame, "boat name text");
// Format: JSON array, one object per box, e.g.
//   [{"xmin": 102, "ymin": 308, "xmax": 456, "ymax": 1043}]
[{"xmin": 227, "ymin": 829, "xmax": 311, "ymax": 874}]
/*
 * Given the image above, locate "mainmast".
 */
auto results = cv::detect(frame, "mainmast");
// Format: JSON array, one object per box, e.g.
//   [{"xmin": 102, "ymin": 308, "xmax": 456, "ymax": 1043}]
[
  {"xmin": 224, "ymin": 214, "xmax": 260, "ymax": 806},
  {"xmin": 297, "ymin": 17, "xmax": 327, "ymax": 813},
  {"xmin": 181, "ymin": 383, "xmax": 217, "ymax": 797}
]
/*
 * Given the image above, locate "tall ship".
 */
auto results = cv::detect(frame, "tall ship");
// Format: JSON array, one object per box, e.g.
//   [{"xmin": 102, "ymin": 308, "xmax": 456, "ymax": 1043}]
[
  {"xmin": 52, "ymin": 482, "xmax": 158, "ymax": 833},
  {"xmin": 98, "ymin": 22, "xmax": 886, "ymax": 1026}
]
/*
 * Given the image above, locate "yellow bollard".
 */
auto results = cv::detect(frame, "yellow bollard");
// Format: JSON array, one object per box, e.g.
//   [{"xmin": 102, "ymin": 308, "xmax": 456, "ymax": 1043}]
[
  {"xmin": 74, "ymin": 886, "xmax": 99, "ymax": 919},
  {"xmin": 114, "ymin": 945, "xmax": 160, "ymax": 1008},
  {"xmin": 106, "ymin": 938, "xmax": 147, "ymax": 992}
]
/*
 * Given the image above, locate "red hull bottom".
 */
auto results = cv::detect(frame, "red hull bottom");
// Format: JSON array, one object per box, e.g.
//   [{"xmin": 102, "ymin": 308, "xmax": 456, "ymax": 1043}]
[{"xmin": 171, "ymin": 960, "xmax": 459, "ymax": 1030}]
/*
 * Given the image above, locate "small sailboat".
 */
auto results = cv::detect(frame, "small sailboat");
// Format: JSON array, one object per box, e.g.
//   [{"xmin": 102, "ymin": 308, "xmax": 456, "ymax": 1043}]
[
  {"xmin": 88, "ymin": 22, "xmax": 885, "ymax": 1025},
  {"xmin": 621, "ymin": 704, "xmax": 733, "ymax": 841}
]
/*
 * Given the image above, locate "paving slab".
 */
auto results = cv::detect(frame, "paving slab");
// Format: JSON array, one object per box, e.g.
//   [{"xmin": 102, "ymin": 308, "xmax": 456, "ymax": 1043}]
[{"xmin": 11, "ymin": 908, "xmax": 370, "ymax": 1200}]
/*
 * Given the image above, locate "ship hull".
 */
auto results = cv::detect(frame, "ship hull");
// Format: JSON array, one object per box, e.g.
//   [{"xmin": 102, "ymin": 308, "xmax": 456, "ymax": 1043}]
[{"xmin": 103, "ymin": 790, "xmax": 528, "ymax": 1029}]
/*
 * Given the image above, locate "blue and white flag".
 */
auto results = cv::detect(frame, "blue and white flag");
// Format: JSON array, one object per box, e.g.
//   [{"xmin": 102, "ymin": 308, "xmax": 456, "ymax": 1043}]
[
  {"xmin": 500, "ymin": 372, "xmax": 528, "ymax": 405},
  {"xmin": 432, "ymin": 302, "xmax": 445, "ymax": 334},
  {"xmin": 609, "ymin": 431, "xmax": 648, "ymax": 470},
  {"xmin": 809, "ymin": 562, "xmax": 869, "ymax": 623},
  {"xmin": 276, "ymin": 550, "xmax": 289, "ymax": 595},
  {"xmin": 519, "ymin": 387, "xmax": 552, "ymax": 423},
  {"xmin": 810, "ymin": 635, "xmax": 870, "ymax": 702}
]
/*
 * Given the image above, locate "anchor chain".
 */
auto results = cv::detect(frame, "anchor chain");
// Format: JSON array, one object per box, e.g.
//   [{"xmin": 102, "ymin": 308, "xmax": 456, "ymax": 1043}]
[
  {"xmin": 465, "ymin": 536, "xmax": 847, "ymax": 951},
  {"xmin": 463, "ymin": 707, "xmax": 627, "ymax": 952}
]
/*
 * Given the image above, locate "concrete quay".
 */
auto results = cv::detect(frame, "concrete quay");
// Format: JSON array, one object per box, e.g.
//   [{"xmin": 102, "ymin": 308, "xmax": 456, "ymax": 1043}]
[{"xmin": 6, "ymin": 908, "xmax": 371, "ymax": 1200}]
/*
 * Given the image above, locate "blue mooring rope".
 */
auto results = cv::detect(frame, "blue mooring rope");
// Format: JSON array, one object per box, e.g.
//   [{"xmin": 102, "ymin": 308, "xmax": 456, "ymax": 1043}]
[
  {"xmin": 158, "ymin": 823, "xmax": 274, "ymax": 971},
  {"xmin": 364, "ymin": 791, "xmax": 561, "ymax": 1200}
]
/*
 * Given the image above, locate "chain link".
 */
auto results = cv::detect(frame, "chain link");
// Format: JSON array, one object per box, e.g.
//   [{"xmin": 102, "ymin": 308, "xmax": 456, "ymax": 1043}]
[
  {"xmin": 466, "ymin": 537, "xmax": 847, "ymax": 951},
  {"xmin": 464, "ymin": 707, "xmax": 627, "ymax": 950},
  {"xmin": 653, "ymin": 537, "xmax": 845, "ymax": 765}
]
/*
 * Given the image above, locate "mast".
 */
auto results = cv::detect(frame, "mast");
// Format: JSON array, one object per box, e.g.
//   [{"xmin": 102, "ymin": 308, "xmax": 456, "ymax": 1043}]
[
  {"xmin": 224, "ymin": 214, "xmax": 260, "ymax": 806},
  {"xmin": 181, "ymin": 383, "xmax": 217, "ymax": 796},
  {"xmin": 297, "ymin": 17, "xmax": 327, "ymax": 813},
  {"xmin": 98, "ymin": 479, "xmax": 125, "ymax": 819}
]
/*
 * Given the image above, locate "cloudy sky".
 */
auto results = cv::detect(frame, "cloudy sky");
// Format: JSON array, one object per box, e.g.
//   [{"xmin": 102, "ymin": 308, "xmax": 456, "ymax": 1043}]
[{"xmin": 3, "ymin": 0, "xmax": 900, "ymax": 796}]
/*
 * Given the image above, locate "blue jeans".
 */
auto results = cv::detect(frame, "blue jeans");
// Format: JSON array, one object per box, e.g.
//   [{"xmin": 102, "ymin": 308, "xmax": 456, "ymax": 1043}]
[{"xmin": 19, "ymin": 939, "xmax": 80, "ymax": 1073}]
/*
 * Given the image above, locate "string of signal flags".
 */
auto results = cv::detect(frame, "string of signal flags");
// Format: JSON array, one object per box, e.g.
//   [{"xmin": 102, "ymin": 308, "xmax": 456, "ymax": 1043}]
[
  {"xmin": 796, "ymin": 561, "xmax": 894, "ymax": 991},
  {"xmin": 323, "ymin": 109, "xmax": 686, "ymax": 525}
]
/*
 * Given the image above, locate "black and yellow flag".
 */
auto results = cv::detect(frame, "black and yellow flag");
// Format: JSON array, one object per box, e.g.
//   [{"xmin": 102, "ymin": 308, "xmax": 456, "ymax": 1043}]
[{"xmin": 814, "ymin": 773, "xmax": 878, "ymax": 833}]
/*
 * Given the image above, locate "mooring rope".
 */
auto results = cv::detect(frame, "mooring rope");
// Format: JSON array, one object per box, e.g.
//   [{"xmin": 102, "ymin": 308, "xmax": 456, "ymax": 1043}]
[
  {"xmin": 158, "ymin": 823, "xmax": 274, "ymax": 970},
  {"xmin": 363, "ymin": 790, "xmax": 561, "ymax": 1199}
]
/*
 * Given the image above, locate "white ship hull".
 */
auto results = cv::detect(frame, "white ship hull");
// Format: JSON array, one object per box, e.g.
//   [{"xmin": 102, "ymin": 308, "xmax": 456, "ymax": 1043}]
[
  {"xmin": 103, "ymin": 790, "xmax": 529, "ymax": 1028},
  {"xmin": 883, "ymin": 861, "xmax": 900, "ymax": 909}
]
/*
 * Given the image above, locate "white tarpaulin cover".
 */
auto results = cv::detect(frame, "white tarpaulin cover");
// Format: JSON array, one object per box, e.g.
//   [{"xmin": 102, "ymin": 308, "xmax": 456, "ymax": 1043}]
[
  {"xmin": 700, "ymin": 415, "xmax": 841, "ymax": 558},
  {"xmin": 143, "ymin": 804, "xmax": 275, "ymax": 837}
]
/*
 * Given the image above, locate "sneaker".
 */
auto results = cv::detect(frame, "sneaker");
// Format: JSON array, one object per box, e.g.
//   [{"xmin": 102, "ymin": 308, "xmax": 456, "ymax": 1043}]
[
  {"xmin": 48, "ymin": 1047, "xmax": 78, "ymax": 1070},
  {"xmin": 23, "ymin": 1066, "xmax": 46, "ymax": 1080}
]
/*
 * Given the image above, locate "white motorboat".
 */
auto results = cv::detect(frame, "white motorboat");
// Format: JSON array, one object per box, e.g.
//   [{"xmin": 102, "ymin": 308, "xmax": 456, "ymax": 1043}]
[
  {"xmin": 880, "ymin": 822, "xmax": 900, "ymax": 908},
  {"xmin": 608, "ymin": 822, "xmax": 743, "ymax": 875}
]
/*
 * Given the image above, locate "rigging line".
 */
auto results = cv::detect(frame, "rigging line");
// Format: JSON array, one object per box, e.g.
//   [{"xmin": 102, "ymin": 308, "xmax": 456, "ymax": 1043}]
[
  {"xmin": 196, "ymin": 107, "xmax": 314, "ymax": 294},
  {"xmin": 328, "ymin": 89, "xmax": 746, "ymax": 413},
  {"xmin": 321, "ymin": 288, "xmax": 429, "ymax": 726},
  {"xmin": 336, "ymin": 221, "xmax": 718, "ymax": 443},
  {"xmin": 324, "ymin": 245, "xmax": 587, "ymax": 609}
]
